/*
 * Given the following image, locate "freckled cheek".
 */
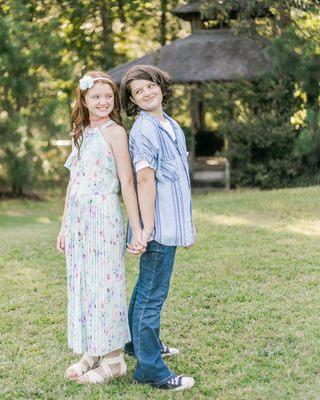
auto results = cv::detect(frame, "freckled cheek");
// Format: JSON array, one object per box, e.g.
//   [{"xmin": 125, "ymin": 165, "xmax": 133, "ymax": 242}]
[
  {"xmin": 88, "ymin": 99, "xmax": 98, "ymax": 107},
  {"xmin": 86, "ymin": 102, "xmax": 96, "ymax": 111}
]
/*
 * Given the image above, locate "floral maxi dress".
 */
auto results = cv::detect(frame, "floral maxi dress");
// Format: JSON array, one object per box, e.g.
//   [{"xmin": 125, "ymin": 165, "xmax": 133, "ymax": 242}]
[{"xmin": 64, "ymin": 120, "xmax": 131, "ymax": 356}]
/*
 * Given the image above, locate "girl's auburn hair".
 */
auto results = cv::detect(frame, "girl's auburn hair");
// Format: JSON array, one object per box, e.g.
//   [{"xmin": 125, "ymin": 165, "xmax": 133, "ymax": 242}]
[
  {"xmin": 120, "ymin": 64, "xmax": 173, "ymax": 116},
  {"xmin": 71, "ymin": 70, "xmax": 122, "ymax": 152}
]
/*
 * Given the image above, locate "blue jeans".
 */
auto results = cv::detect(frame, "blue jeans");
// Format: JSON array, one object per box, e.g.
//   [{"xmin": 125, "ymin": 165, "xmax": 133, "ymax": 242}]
[{"xmin": 125, "ymin": 240, "xmax": 177, "ymax": 385}]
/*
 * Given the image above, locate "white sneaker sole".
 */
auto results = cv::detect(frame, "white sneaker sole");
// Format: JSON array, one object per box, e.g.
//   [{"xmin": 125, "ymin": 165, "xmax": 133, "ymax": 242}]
[
  {"xmin": 162, "ymin": 349, "xmax": 180, "ymax": 358},
  {"xmin": 173, "ymin": 377, "xmax": 195, "ymax": 391}
]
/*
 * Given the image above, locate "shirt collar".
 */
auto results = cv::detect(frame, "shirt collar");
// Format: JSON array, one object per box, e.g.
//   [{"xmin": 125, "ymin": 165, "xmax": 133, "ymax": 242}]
[{"xmin": 140, "ymin": 110, "xmax": 179, "ymax": 131}]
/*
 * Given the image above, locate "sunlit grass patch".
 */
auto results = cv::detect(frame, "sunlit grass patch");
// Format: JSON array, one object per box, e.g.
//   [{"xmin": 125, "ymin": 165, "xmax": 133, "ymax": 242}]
[{"xmin": 1, "ymin": 187, "xmax": 320, "ymax": 399}]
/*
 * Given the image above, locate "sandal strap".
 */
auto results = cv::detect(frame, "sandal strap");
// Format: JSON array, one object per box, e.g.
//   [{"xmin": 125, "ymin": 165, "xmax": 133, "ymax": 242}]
[
  {"xmin": 83, "ymin": 352, "xmax": 97, "ymax": 369},
  {"xmin": 66, "ymin": 354, "xmax": 100, "ymax": 378},
  {"xmin": 67, "ymin": 362, "xmax": 86, "ymax": 376},
  {"xmin": 101, "ymin": 354, "xmax": 126, "ymax": 375},
  {"xmin": 100, "ymin": 358, "xmax": 116, "ymax": 378},
  {"xmin": 77, "ymin": 354, "xmax": 127, "ymax": 384},
  {"xmin": 84, "ymin": 369, "xmax": 106, "ymax": 384},
  {"xmin": 101, "ymin": 353, "xmax": 124, "ymax": 365}
]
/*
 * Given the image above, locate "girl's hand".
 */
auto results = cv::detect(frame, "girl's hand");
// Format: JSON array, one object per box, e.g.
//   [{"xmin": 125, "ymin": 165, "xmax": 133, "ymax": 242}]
[
  {"xmin": 127, "ymin": 228, "xmax": 151, "ymax": 254},
  {"xmin": 127, "ymin": 228, "xmax": 146, "ymax": 255},
  {"xmin": 56, "ymin": 228, "xmax": 66, "ymax": 254}
]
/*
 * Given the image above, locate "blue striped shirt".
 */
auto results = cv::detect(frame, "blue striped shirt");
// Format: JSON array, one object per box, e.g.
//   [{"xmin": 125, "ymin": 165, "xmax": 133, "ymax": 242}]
[{"xmin": 126, "ymin": 110, "xmax": 195, "ymax": 247}]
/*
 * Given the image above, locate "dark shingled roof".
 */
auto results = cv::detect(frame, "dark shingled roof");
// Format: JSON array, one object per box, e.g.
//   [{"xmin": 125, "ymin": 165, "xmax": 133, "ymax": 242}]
[
  {"xmin": 174, "ymin": 0, "xmax": 271, "ymax": 21},
  {"xmin": 174, "ymin": 0, "xmax": 203, "ymax": 21},
  {"xmin": 108, "ymin": 30, "xmax": 272, "ymax": 84}
]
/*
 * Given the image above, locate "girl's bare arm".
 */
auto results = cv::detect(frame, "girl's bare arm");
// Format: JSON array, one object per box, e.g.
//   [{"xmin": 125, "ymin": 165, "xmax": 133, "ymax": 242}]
[
  {"xmin": 60, "ymin": 181, "xmax": 71, "ymax": 231},
  {"xmin": 102, "ymin": 125, "xmax": 145, "ymax": 250}
]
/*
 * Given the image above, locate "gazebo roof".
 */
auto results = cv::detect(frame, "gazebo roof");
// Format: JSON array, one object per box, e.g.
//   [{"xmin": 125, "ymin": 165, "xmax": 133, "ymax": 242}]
[
  {"xmin": 108, "ymin": 30, "xmax": 271, "ymax": 84},
  {"xmin": 173, "ymin": 0, "xmax": 203, "ymax": 21},
  {"xmin": 174, "ymin": 0, "xmax": 272, "ymax": 21}
]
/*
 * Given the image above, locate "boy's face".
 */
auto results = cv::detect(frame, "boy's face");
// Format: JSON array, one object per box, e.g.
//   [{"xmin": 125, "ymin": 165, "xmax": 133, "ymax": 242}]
[
  {"xmin": 130, "ymin": 79, "xmax": 163, "ymax": 112},
  {"xmin": 84, "ymin": 82, "xmax": 114, "ymax": 119}
]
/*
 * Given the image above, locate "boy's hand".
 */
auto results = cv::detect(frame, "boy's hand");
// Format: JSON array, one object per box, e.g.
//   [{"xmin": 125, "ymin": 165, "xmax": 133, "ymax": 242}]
[
  {"xmin": 184, "ymin": 226, "xmax": 196, "ymax": 248},
  {"xmin": 126, "ymin": 228, "xmax": 146, "ymax": 255},
  {"xmin": 56, "ymin": 228, "xmax": 65, "ymax": 254}
]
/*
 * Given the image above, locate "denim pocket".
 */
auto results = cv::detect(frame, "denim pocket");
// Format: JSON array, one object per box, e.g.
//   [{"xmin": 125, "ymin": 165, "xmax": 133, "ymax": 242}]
[
  {"xmin": 142, "ymin": 242, "xmax": 165, "ymax": 270},
  {"xmin": 147, "ymin": 240, "xmax": 165, "ymax": 254}
]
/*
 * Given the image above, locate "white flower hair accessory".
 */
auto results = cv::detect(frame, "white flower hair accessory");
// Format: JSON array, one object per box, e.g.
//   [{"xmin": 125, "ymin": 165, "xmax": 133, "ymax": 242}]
[{"xmin": 79, "ymin": 75, "xmax": 112, "ymax": 91}]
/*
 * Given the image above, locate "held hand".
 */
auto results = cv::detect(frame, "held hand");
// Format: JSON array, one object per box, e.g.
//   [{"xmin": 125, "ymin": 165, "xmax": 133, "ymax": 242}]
[
  {"xmin": 56, "ymin": 228, "xmax": 66, "ymax": 254},
  {"xmin": 126, "ymin": 243, "xmax": 144, "ymax": 255},
  {"xmin": 127, "ymin": 228, "xmax": 152, "ymax": 253},
  {"xmin": 126, "ymin": 229, "xmax": 146, "ymax": 255}
]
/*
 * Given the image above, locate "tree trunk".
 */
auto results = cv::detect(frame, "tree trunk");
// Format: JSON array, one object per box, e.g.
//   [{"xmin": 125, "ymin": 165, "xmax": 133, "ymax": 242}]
[
  {"xmin": 117, "ymin": 0, "xmax": 126, "ymax": 24},
  {"xmin": 160, "ymin": 0, "xmax": 167, "ymax": 46},
  {"xmin": 100, "ymin": 1, "xmax": 116, "ymax": 70},
  {"xmin": 278, "ymin": 2, "xmax": 291, "ymax": 36}
]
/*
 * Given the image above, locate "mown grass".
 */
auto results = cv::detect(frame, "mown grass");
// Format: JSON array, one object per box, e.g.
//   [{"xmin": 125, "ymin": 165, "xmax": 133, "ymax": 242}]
[{"xmin": 1, "ymin": 187, "xmax": 320, "ymax": 399}]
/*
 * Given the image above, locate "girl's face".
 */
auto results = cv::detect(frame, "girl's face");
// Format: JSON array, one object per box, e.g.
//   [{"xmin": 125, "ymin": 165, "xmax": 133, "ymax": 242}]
[
  {"xmin": 84, "ymin": 81, "xmax": 114, "ymax": 120},
  {"xmin": 130, "ymin": 79, "xmax": 163, "ymax": 113}
]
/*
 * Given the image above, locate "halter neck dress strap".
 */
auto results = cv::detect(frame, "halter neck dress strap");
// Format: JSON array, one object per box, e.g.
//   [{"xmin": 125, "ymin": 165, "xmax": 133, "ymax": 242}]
[{"xmin": 98, "ymin": 120, "xmax": 116, "ymax": 130}]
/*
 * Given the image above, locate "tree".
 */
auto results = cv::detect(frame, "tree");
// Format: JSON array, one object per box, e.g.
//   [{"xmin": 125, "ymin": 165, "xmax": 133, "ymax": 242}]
[
  {"xmin": 0, "ymin": 0, "xmax": 189, "ymax": 194},
  {"xmin": 200, "ymin": 0, "xmax": 320, "ymax": 188},
  {"xmin": 0, "ymin": 0, "xmax": 67, "ymax": 195}
]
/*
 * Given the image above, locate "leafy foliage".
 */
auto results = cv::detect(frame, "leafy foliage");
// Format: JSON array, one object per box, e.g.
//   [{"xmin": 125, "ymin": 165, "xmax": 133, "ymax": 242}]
[
  {"xmin": 200, "ymin": 1, "xmax": 320, "ymax": 188},
  {"xmin": 0, "ymin": 0, "xmax": 319, "ymax": 192},
  {"xmin": 0, "ymin": 0, "xmax": 187, "ymax": 195}
]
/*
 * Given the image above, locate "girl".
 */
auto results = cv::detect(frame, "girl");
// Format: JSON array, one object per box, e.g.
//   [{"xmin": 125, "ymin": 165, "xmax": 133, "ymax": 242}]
[{"xmin": 57, "ymin": 71, "xmax": 145, "ymax": 385}]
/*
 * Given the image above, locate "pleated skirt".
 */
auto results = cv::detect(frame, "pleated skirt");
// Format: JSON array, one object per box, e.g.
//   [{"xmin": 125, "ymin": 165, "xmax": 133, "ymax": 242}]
[{"xmin": 65, "ymin": 194, "xmax": 131, "ymax": 356}]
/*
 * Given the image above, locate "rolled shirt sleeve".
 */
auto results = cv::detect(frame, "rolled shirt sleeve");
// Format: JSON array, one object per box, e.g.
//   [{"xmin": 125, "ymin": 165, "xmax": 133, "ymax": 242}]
[
  {"xmin": 135, "ymin": 160, "xmax": 154, "ymax": 172},
  {"xmin": 129, "ymin": 118, "xmax": 159, "ymax": 172}
]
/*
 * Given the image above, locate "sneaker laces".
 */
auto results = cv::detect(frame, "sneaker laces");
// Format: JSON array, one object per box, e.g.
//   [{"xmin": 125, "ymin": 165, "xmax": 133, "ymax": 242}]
[{"xmin": 167, "ymin": 375, "xmax": 182, "ymax": 386}]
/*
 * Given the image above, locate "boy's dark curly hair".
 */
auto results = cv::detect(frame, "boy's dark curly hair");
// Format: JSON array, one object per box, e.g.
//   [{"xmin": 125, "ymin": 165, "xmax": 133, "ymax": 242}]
[{"xmin": 120, "ymin": 65, "xmax": 173, "ymax": 116}]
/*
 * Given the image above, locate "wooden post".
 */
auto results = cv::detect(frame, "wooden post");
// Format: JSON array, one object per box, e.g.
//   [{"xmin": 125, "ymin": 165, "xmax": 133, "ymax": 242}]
[
  {"xmin": 191, "ymin": 14, "xmax": 203, "ymax": 32},
  {"xmin": 190, "ymin": 83, "xmax": 202, "ymax": 178},
  {"xmin": 225, "ymin": 158, "xmax": 230, "ymax": 190}
]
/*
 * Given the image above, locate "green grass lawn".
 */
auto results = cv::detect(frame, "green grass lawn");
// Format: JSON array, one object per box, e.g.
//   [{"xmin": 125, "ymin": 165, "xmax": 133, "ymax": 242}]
[{"xmin": 1, "ymin": 187, "xmax": 320, "ymax": 399}]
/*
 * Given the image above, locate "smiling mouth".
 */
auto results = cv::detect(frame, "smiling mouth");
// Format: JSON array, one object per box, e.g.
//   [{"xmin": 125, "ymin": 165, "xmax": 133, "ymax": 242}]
[{"xmin": 145, "ymin": 95, "xmax": 156, "ymax": 101}]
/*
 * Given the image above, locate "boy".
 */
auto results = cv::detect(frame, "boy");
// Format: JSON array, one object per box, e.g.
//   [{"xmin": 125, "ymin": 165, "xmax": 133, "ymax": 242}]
[{"xmin": 120, "ymin": 65, "xmax": 195, "ymax": 391}]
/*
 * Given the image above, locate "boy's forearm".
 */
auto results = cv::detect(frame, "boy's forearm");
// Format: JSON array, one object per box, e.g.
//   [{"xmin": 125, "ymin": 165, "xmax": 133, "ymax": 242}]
[{"xmin": 137, "ymin": 178, "xmax": 156, "ymax": 233}]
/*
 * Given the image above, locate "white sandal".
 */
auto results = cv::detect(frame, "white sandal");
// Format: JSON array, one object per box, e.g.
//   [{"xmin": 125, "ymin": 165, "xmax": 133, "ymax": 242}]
[
  {"xmin": 76, "ymin": 353, "xmax": 127, "ymax": 384},
  {"xmin": 65, "ymin": 353, "xmax": 102, "ymax": 380}
]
